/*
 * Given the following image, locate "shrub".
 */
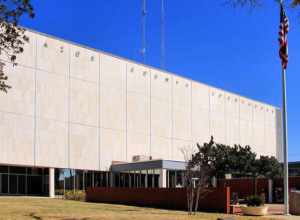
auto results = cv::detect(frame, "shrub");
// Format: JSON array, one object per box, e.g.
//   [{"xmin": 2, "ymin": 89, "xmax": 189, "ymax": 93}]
[
  {"xmin": 245, "ymin": 195, "xmax": 264, "ymax": 207},
  {"xmin": 64, "ymin": 190, "xmax": 86, "ymax": 201}
]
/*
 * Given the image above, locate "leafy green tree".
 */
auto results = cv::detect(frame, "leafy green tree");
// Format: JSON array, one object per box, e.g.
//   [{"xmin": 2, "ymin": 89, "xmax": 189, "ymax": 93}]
[
  {"xmin": 199, "ymin": 137, "xmax": 282, "ymax": 195},
  {"xmin": 257, "ymin": 155, "xmax": 283, "ymax": 179},
  {"xmin": 0, "ymin": 0, "xmax": 34, "ymax": 93}
]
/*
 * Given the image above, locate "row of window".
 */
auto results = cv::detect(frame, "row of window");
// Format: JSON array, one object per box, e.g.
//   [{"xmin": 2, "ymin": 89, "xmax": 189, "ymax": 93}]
[{"xmin": 0, "ymin": 166, "xmax": 49, "ymax": 195}]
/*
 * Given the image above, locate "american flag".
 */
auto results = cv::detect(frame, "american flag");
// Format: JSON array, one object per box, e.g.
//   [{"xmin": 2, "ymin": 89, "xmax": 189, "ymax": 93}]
[{"xmin": 279, "ymin": 3, "xmax": 289, "ymax": 70}]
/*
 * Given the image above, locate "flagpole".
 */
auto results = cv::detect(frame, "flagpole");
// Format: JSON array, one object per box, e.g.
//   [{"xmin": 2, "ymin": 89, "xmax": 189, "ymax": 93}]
[
  {"xmin": 279, "ymin": 0, "xmax": 289, "ymax": 215},
  {"xmin": 282, "ymin": 66, "xmax": 289, "ymax": 215}
]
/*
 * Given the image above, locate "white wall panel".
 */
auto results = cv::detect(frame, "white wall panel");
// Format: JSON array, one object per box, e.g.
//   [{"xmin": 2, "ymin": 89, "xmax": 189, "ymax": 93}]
[
  {"xmin": 225, "ymin": 94, "xmax": 239, "ymax": 118},
  {"xmin": 240, "ymin": 99, "xmax": 252, "ymax": 121},
  {"xmin": 70, "ymin": 79, "xmax": 98, "ymax": 126},
  {"xmin": 210, "ymin": 90, "xmax": 226, "ymax": 143},
  {"xmin": 252, "ymin": 122, "xmax": 265, "ymax": 156},
  {"xmin": 150, "ymin": 136, "xmax": 172, "ymax": 160},
  {"xmin": 36, "ymin": 70, "xmax": 68, "ymax": 122},
  {"xmin": 239, "ymin": 119, "xmax": 253, "ymax": 147},
  {"xmin": 253, "ymin": 103, "xmax": 265, "ymax": 123},
  {"xmin": 127, "ymin": 92, "xmax": 149, "ymax": 134},
  {"xmin": 0, "ymin": 63, "xmax": 34, "ymax": 116},
  {"xmin": 70, "ymin": 46, "xmax": 99, "ymax": 82},
  {"xmin": 192, "ymin": 108, "xmax": 210, "ymax": 144},
  {"xmin": 150, "ymin": 69, "xmax": 172, "ymax": 102},
  {"xmin": 36, "ymin": 118, "xmax": 67, "ymax": 168},
  {"xmin": 151, "ymin": 98, "xmax": 172, "ymax": 138},
  {"xmin": 0, "ymin": 113, "xmax": 34, "ymax": 166},
  {"xmin": 224, "ymin": 94, "xmax": 239, "ymax": 146},
  {"xmin": 69, "ymin": 124, "xmax": 98, "ymax": 170},
  {"xmin": 265, "ymin": 124, "xmax": 276, "ymax": 157},
  {"xmin": 100, "ymin": 128, "xmax": 126, "ymax": 170},
  {"xmin": 173, "ymin": 76, "xmax": 191, "ymax": 107},
  {"xmin": 173, "ymin": 106, "xmax": 191, "ymax": 140},
  {"xmin": 226, "ymin": 117, "xmax": 240, "ymax": 146},
  {"xmin": 127, "ymin": 63, "xmax": 150, "ymax": 95},
  {"xmin": 36, "ymin": 34, "xmax": 69, "ymax": 75},
  {"xmin": 127, "ymin": 132, "xmax": 150, "ymax": 162},
  {"xmin": 100, "ymin": 85, "xmax": 125, "ymax": 130},
  {"xmin": 100, "ymin": 53, "xmax": 126, "ymax": 91},
  {"xmin": 192, "ymin": 82, "xmax": 210, "ymax": 110},
  {"xmin": 172, "ymin": 139, "xmax": 193, "ymax": 161}
]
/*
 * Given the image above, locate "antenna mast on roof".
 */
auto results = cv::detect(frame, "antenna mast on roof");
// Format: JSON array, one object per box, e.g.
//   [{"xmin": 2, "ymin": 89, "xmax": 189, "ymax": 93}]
[
  {"xmin": 141, "ymin": 0, "xmax": 147, "ymax": 64},
  {"xmin": 160, "ymin": 0, "xmax": 165, "ymax": 69}
]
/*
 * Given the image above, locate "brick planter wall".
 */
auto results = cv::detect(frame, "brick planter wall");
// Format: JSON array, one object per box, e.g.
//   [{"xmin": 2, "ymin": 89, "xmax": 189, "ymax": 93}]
[
  {"xmin": 290, "ymin": 191, "xmax": 300, "ymax": 215},
  {"xmin": 86, "ymin": 187, "xmax": 230, "ymax": 213}
]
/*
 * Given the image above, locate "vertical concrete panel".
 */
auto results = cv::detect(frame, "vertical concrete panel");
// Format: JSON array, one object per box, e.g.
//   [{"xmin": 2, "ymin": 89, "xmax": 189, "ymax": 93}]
[
  {"xmin": 150, "ymin": 136, "xmax": 172, "ymax": 160},
  {"xmin": 192, "ymin": 82, "xmax": 210, "ymax": 110},
  {"xmin": 173, "ymin": 106, "xmax": 191, "ymax": 140},
  {"xmin": 100, "ymin": 128, "xmax": 126, "ymax": 170},
  {"xmin": 127, "ymin": 63, "xmax": 150, "ymax": 95},
  {"xmin": 70, "ymin": 45, "xmax": 99, "ymax": 82},
  {"xmin": 225, "ymin": 94, "xmax": 239, "ymax": 146},
  {"xmin": 127, "ymin": 92, "xmax": 150, "ymax": 134},
  {"xmin": 191, "ymin": 82, "xmax": 210, "ymax": 144},
  {"xmin": 172, "ymin": 139, "xmax": 193, "ymax": 161},
  {"xmin": 127, "ymin": 132, "xmax": 150, "ymax": 162},
  {"xmin": 69, "ymin": 124, "xmax": 98, "ymax": 170},
  {"xmin": 238, "ymin": 99, "xmax": 253, "ymax": 148},
  {"xmin": 100, "ymin": 53, "xmax": 126, "ymax": 91},
  {"xmin": 0, "ymin": 63, "xmax": 35, "ymax": 116},
  {"xmin": 210, "ymin": 89, "xmax": 225, "ymax": 144},
  {"xmin": 36, "ymin": 70, "xmax": 68, "ymax": 122},
  {"xmin": 151, "ymin": 98, "xmax": 172, "ymax": 138},
  {"xmin": 252, "ymin": 103, "xmax": 266, "ymax": 156},
  {"xmin": 100, "ymin": 86, "xmax": 126, "ymax": 130},
  {"xmin": 70, "ymin": 79, "xmax": 98, "ymax": 126},
  {"xmin": 173, "ymin": 77, "xmax": 191, "ymax": 107},
  {"xmin": 36, "ymin": 118, "xmax": 67, "ymax": 168},
  {"xmin": 150, "ymin": 70, "xmax": 172, "ymax": 102},
  {"xmin": 192, "ymin": 108, "xmax": 210, "ymax": 145},
  {"xmin": 0, "ymin": 113, "xmax": 34, "ymax": 166},
  {"xmin": 36, "ymin": 34, "xmax": 69, "ymax": 75},
  {"xmin": 264, "ymin": 108, "xmax": 277, "ymax": 157}
]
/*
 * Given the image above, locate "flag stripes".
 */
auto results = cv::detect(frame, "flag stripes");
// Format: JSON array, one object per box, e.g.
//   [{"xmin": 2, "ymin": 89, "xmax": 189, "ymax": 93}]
[{"xmin": 279, "ymin": 3, "xmax": 289, "ymax": 70}]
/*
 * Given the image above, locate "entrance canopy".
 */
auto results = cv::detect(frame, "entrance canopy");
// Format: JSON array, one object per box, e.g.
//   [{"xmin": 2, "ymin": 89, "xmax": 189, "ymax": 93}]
[{"xmin": 111, "ymin": 159, "xmax": 186, "ymax": 172}]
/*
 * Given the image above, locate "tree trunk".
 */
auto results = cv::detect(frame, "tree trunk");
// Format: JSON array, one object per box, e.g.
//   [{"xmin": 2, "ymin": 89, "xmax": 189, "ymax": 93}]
[
  {"xmin": 253, "ymin": 177, "xmax": 258, "ymax": 195},
  {"xmin": 194, "ymin": 186, "xmax": 201, "ymax": 214},
  {"xmin": 189, "ymin": 188, "xmax": 194, "ymax": 215}
]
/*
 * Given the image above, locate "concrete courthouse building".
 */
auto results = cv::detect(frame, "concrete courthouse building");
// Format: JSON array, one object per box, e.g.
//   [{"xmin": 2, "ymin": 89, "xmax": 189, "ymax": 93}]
[{"xmin": 0, "ymin": 30, "xmax": 283, "ymax": 197}]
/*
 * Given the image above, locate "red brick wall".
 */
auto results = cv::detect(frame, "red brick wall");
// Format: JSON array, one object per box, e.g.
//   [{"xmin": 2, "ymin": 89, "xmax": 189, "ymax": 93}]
[
  {"xmin": 218, "ymin": 178, "xmax": 269, "ymax": 199},
  {"xmin": 274, "ymin": 177, "xmax": 300, "ymax": 189},
  {"xmin": 218, "ymin": 177, "xmax": 300, "ymax": 201},
  {"xmin": 86, "ymin": 187, "xmax": 230, "ymax": 213}
]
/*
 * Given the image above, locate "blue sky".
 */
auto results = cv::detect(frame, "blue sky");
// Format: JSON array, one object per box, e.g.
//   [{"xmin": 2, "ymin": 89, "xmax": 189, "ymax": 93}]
[{"xmin": 20, "ymin": 0, "xmax": 299, "ymax": 161}]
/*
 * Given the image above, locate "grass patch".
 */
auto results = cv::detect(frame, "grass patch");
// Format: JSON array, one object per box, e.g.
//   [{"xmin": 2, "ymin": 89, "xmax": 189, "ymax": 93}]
[{"xmin": 0, "ymin": 197, "xmax": 285, "ymax": 220}]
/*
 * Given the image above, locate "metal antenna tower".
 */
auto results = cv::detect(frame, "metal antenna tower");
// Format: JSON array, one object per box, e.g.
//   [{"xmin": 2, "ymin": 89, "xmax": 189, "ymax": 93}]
[
  {"xmin": 141, "ymin": 0, "xmax": 147, "ymax": 63},
  {"xmin": 160, "ymin": 0, "xmax": 165, "ymax": 69}
]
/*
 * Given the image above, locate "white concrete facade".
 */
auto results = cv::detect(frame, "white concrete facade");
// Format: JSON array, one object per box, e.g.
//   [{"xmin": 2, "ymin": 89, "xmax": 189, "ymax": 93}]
[{"xmin": 0, "ymin": 30, "xmax": 283, "ymax": 172}]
